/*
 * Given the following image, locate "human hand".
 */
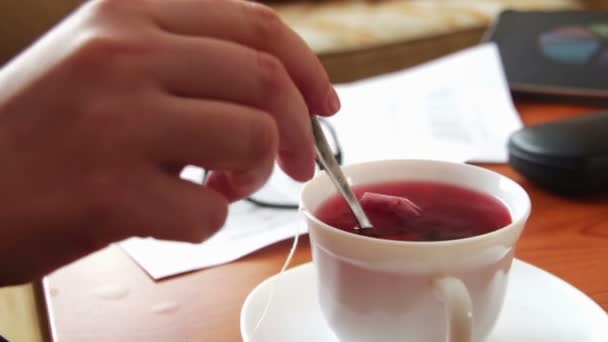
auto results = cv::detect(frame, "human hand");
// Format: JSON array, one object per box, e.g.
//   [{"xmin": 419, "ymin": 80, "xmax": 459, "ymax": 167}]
[{"xmin": 0, "ymin": 0, "xmax": 338, "ymax": 285}]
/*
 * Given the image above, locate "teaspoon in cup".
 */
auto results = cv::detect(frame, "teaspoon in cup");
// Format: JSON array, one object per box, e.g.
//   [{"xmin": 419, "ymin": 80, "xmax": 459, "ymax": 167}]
[{"xmin": 310, "ymin": 116, "xmax": 373, "ymax": 230}]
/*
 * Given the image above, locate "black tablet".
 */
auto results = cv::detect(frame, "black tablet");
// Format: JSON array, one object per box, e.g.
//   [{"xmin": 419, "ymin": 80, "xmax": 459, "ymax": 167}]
[
  {"xmin": 485, "ymin": 10, "xmax": 608, "ymax": 104},
  {"xmin": 508, "ymin": 110, "xmax": 608, "ymax": 194}
]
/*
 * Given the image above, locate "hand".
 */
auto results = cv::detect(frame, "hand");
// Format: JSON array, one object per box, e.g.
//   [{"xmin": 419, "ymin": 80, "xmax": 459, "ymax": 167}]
[{"xmin": 0, "ymin": 0, "xmax": 339, "ymax": 285}]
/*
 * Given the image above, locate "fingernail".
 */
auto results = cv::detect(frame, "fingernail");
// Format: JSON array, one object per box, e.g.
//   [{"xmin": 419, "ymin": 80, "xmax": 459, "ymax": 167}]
[
  {"xmin": 326, "ymin": 87, "xmax": 341, "ymax": 114},
  {"xmin": 206, "ymin": 172, "xmax": 239, "ymax": 202}
]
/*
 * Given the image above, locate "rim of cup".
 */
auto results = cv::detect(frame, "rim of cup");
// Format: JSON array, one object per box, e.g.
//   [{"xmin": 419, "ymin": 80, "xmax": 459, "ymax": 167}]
[{"xmin": 300, "ymin": 159, "xmax": 531, "ymax": 249}]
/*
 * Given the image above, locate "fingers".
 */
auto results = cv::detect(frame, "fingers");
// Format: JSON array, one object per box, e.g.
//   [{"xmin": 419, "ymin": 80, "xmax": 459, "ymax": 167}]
[
  {"xmin": 148, "ymin": 0, "xmax": 340, "ymax": 116},
  {"xmin": 151, "ymin": 37, "xmax": 315, "ymax": 181},
  {"xmin": 129, "ymin": 173, "xmax": 229, "ymax": 243},
  {"xmin": 142, "ymin": 97, "xmax": 277, "ymax": 200}
]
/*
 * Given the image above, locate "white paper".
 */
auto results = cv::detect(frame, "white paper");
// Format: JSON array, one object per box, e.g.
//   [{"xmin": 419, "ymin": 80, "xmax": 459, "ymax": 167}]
[
  {"xmin": 120, "ymin": 43, "xmax": 522, "ymax": 279},
  {"xmin": 328, "ymin": 42, "xmax": 521, "ymax": 164}
]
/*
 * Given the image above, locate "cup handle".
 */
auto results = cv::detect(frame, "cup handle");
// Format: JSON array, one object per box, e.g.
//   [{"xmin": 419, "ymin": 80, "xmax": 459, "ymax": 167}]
[{"xmin": 433, "ymin": 276, "xmax": 473, "ymax": 342}]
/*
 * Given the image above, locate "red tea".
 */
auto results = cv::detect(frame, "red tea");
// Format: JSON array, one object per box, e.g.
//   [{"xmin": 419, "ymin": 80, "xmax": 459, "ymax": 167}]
[{"xmin": 315, "ymin": 181, "xmax": 512, "ymax": 242}]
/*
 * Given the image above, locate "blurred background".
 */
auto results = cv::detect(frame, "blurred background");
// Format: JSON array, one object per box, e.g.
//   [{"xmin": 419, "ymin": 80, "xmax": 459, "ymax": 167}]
[{"xmin": 1, "ymin": 0, "xmax": 607, "ymax": 83}]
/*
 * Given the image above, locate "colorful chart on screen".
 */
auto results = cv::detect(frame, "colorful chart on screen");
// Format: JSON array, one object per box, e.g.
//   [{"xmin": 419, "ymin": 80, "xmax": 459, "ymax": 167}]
[{"xmin": 539, "ymin": 24, "xmax": 608, "ymax": 66}]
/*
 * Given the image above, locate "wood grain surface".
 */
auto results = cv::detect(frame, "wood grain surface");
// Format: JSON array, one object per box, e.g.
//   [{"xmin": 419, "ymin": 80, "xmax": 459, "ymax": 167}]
[{"xmin": 45, "ymin": 102, "xmax": 608, "ymax": 342}]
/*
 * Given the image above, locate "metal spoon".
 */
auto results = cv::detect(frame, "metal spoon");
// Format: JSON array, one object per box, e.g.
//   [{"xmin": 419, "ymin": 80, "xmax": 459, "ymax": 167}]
[{"xmin": 310, "ymin": 116, "xmax": 373, "ymax": 229}]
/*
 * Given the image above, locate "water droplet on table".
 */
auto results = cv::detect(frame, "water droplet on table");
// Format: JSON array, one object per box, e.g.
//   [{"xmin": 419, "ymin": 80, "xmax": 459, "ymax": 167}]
[
  {"xmin": 93, "ymin": 285, "xmax": 130, "ymax": 300},
  {"xmin": 151, "ymin": 301, "xmax": 179, "ymax": 314}
]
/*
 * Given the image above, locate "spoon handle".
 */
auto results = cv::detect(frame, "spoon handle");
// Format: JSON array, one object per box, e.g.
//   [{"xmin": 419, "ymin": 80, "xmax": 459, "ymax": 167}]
[{"xmin": 310, "ymin": 116, "xmax": 373, "ymax": 229}]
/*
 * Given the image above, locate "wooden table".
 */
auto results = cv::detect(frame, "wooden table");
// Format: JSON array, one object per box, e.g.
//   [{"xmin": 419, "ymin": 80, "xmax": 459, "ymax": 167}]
[{"xmin": 45, "ymin": 102, "xmax": 608, "ymax": 342}]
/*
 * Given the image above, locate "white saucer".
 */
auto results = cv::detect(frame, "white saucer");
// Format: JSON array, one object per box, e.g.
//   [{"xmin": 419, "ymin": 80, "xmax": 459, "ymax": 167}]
[{"xmin": 241, "ymin": 259, "xmax": 608, "ymax": 341}]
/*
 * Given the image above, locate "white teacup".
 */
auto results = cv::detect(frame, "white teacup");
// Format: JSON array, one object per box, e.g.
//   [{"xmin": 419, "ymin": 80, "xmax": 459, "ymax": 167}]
[{"xmin": 301, "ymin": 160, "xmax": 531, "ymax": 342}]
